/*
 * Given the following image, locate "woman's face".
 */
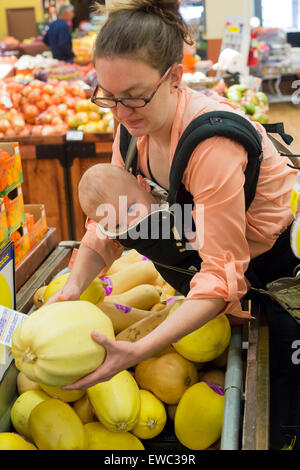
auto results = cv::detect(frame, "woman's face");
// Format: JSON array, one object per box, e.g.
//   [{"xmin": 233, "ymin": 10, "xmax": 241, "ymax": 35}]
[{"xmin": 94, "ymin": 57, "xmax": 179, "ymax": 137}]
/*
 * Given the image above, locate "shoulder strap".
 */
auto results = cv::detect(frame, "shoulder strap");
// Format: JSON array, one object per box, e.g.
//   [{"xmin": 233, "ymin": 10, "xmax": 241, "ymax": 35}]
[
  {"xmin": 119, "ymin": 113, "xmax": 300, "ymax": 211},
  {"xmin": 120, "ymin": 124, "xmax": 138, "ymax": 174},
  {"xmin": 167, "ymin": 111, "xmax": 263, "ymax": 211},
  {"xmin": 267, "ymin": 134, "xmax": 300, "ymax": 168},
  {"xmin": 262, "ymin": 122, "xmax": 294, "ymax": 145}
]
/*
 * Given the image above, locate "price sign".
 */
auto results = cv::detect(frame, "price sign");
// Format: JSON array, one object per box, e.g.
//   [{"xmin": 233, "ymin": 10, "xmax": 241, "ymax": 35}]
[{"xmin": 66, "ymin": 130, "xmax": 84, "ymax": 141}]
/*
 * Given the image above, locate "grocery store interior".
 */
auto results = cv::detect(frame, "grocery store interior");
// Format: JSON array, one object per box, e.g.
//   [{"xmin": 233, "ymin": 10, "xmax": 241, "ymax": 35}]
[{"xmin": 0, "ymin": 0, "xmax": 300, "ymax": 453}]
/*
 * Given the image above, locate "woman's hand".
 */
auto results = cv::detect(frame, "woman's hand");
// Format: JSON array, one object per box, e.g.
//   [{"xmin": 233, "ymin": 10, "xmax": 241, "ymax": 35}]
[
  {"xmin": 45, "ymin": 245, "xmax": 106, "ymax": 306},
  {"xmin": 44, "ymin": 283, "xmax": 82, "ymax": 305},
  {"xmin": 62, "ymin": 332, "xmax": 138, "ymax": 390}
]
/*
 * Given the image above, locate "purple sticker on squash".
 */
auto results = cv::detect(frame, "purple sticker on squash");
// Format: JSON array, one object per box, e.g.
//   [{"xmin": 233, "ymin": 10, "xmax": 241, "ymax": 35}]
[
  {"xmin": 100, "ymin": 276, "xmax": 113, "ymax": 296},
  {"xmin": 166, "ymin": 296, "xmax": 180, "ymax": 304},
  {"xmin": 141, "ymin": 256, "xmax": 150, "ymax": 261},
  {"xmin": 203, "ymin": 380, "xmax": 225, "ymax": 396},
  {"xmin": 114, "ymin": 304, "xmax": 132, "ymax": 314}
]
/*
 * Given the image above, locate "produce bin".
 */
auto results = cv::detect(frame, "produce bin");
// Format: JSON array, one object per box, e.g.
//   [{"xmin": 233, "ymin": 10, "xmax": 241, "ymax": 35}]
[{"xmin": 0, "ymin": 239, "xmax": 270, "ymax": 450}]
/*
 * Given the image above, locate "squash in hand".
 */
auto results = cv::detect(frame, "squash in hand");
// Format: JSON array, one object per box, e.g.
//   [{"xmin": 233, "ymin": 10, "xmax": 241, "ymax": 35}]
[{"xmin": 12, "ymin": 301, "xmax": 115, "ymax": 386}]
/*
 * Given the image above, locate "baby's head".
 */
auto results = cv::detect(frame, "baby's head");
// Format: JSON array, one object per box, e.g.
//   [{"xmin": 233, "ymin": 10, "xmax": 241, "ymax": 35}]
[{"xmin": 79, "ymin": 163, "xmax": 158, "ymax": 233}]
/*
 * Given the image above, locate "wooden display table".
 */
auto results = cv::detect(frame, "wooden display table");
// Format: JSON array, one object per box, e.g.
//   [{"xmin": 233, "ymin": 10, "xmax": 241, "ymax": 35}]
[{"xmin": 0, "ymin": 234, "xmax": 270, "ymax": 448}]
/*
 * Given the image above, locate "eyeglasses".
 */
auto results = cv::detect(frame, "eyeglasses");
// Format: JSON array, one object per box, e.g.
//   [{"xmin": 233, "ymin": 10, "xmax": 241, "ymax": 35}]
[{"xmin": 91, "ymin": 66, "xmax": 172, "ymax": 109}]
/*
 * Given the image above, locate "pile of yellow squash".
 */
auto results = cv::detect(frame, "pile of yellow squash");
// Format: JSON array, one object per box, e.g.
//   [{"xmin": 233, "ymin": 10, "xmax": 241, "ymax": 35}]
[{"xmin": 2, "ymin": 249, "xmax": 232, "ymax": 451}]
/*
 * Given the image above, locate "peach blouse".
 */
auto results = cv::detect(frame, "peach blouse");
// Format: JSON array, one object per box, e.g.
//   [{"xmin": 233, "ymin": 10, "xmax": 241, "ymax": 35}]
[{"xmin": 82, "ymin": 87, "xmax": 297, "ymax": 318}]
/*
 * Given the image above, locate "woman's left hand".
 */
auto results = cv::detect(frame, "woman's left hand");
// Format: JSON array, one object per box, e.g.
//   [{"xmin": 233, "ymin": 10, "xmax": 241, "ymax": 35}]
[{"xmin": 62, "ymin": 331, "xmax": 139, "ymax": 390}]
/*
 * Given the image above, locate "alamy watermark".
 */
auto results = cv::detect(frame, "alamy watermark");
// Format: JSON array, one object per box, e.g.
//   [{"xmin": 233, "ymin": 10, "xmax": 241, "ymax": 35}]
[
  {"xmin": 94, "ymin": 196, "xmax": 205, "ymax": 251},
  {"xmin": 292, "ymin": 339, "xmax": 300, "ymax": 365},
  {"xmin": 292, "ymin": 80, "xmax": 300, "ymax": 105}
]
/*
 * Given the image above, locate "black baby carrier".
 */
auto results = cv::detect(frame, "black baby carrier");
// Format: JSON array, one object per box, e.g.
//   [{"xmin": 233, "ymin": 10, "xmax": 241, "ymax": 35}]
[{"xmin": 103, "ymin": 111, "xmax": 300, "ymax": 321}]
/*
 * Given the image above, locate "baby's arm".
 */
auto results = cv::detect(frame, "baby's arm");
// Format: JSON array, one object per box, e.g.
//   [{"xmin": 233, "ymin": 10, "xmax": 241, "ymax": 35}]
[
  {"xmin": 46, "ymin": 128, "xmax": 125, "ymax": 304},
  {"xmin": 45, "ymin": 244, "xmax": 106, "ymax": 304}
]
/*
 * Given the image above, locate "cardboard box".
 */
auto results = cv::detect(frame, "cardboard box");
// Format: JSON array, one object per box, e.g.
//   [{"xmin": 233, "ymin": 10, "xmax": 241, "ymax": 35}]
[
  {"xmin": 3, "ymin": 185, "xmax": 25, "ymax": 235},
  {"xmin": 0, "ymin": 199, "xmax": 8, "ymax": 249},
  {"xmin": 0, "ymin": 142, "xmax": 23, "ymax": 197},
  {"xmin": 24, "ymin": 204, "xmax": 48, "ymax": 248},
  {"xmin": 9, "ymin": 222, "xmax": 30, "ymax": 265}
]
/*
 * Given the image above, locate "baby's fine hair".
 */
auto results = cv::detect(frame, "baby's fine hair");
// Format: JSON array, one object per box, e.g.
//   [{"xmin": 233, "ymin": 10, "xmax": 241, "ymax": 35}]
[
  {"xmin": 93, "ymin": 0, "xmax": 194, "ymax": 75},
  {"xmin": 79, "ymin": 163, "xmax": 137, "ymax": 214}
]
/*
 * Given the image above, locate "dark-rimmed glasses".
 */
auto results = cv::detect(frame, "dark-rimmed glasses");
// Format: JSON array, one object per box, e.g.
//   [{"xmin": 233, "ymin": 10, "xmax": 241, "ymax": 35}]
[{"xmin": 91, "ymin": 66, "xmax": 172, "ymax": 109}]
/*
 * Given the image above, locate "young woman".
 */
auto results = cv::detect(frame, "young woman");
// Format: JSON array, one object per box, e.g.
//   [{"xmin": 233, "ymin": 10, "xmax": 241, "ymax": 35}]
[{"xmin": 49, "ymin": 1, "xmax": 299, "ymax": 449}]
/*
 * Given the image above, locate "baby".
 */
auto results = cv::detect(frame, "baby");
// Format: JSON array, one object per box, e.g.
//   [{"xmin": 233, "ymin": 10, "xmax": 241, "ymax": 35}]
[{"xmin": 78, "ymin": 163, "xmax": 164, "ymax": 236}]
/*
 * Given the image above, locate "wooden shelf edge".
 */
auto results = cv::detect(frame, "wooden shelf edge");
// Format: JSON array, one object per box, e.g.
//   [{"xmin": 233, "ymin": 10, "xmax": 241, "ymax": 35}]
[{"xmin": 15, "ymin": 228, "xmax": 58, "ymax": 291}]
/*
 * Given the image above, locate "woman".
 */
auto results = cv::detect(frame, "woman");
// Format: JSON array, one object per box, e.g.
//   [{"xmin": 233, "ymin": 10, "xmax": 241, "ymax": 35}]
[{"xmin": 50, "ymin": 1, "xmax": 299, "ymax": 449}]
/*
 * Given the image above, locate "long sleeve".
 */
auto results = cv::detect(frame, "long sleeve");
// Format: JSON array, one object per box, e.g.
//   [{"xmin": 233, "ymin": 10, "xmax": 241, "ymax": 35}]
[{"xmin": 182, "ymin": 135, "xmax": 252, "ymax": 317}]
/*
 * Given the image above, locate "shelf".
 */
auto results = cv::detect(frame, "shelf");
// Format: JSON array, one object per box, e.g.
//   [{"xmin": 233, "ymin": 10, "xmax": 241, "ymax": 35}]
[
  {"xmin": 15, "ymin": 227, "xmax": 58, "ymax": 291},
  {"xmin": 266, "ymin": 94, "xmax": 295, "ymax": 104}
]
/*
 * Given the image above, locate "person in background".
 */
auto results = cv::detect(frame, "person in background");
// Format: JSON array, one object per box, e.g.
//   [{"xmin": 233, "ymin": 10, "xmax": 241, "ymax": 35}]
[
  {"xmin": 43, "ymin": 4, "xmax": 75, "ymax": 62},
  {"xmin": 182, "ymin": 41, "xmax": 199, "ymax": 74}
]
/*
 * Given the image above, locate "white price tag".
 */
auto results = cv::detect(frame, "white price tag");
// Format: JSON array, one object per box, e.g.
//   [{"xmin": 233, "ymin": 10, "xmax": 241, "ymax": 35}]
[
  {"xmin": 0, "ymin": 305, "xmax": 28, "ymax": 348},
  {"xmin": 66, "ymin": 130, "xmax": 84, "ymax": 141}
]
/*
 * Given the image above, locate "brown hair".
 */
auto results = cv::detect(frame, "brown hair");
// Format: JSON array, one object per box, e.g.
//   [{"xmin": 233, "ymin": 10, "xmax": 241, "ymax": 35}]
[{"xmin": 93, "ymin": 1, "xmax": 194, "ymax": 74}]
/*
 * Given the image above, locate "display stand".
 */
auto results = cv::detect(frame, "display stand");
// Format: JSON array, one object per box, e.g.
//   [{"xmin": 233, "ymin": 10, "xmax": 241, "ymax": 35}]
[
  {"xmin": 242, "ymin": 305, "xmax": 270, "ymax": 450},
  {"xmin": 0, "ymin": 234, "xmax": 271, "ymax": 448},
  {"xmin": 0, "ymin": 228, "xmax": 72, "ymax": 433}
]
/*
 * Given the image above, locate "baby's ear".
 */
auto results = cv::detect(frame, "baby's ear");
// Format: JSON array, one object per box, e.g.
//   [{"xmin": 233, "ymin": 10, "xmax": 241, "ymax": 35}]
[{"xmin": 137, "ymin": 175, "xmax": 151, "ymax": 193}]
